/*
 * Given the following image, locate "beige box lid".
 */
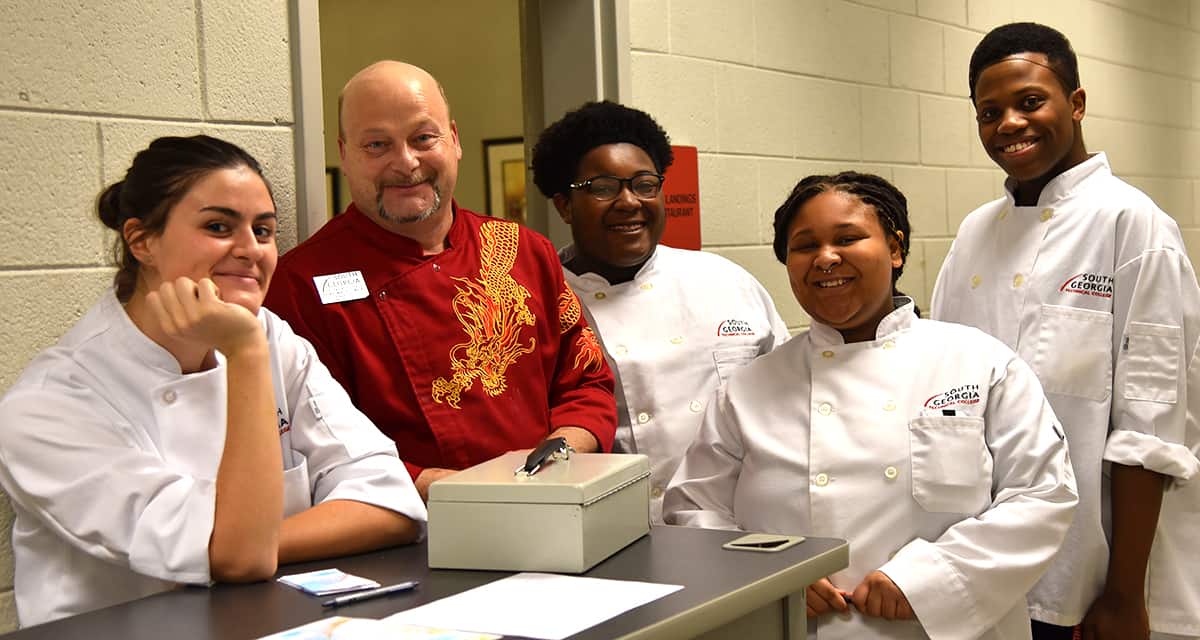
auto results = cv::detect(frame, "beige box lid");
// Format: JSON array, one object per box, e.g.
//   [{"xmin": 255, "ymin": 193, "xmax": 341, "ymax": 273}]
[{"xmin": 429, "ymin": 451, "xmax": 650, "ymax": 505}]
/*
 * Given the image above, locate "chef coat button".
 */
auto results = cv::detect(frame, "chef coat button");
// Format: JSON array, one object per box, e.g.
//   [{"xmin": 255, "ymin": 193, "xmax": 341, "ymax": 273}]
[
  {"xmin": 883, "ymin": 400, "xmax": 896, "ymax": 411},
  {"xmin": 882, "ymin": 341, "xmax": 895, "ymax": 349},
  {"xmin": 997, "ymin": 208, "xmax": 1009, "ymax": 221},
  {"xmin": 614, "ymin": 345, "xmax": 628, "ymax": 356},
  {"xmin": 162, "ymin": 390, "xmax": 177, "ymax": 405},
  {"xmin": 821, "ymin": 350, "xmax": 835, "ymax": 359},
  {"xmin": 689, "ymin": 400, "xmax": 703, "ymax": 413},
  {"xmin": 970, "ymin": 274, "xmax": 982, "ymax": 289},
  {"xmin": 594, "ymin": 292, "xmax": 607, "ymax": 300},
  {"xmin": 817, "ymin": 403, "xmax": 832, "ymax": 416},
  {"xmin": 640, "ymin": 282, "xmax": 654, "ymax": 291},
  {"xmin": 651, "ymin": 486, "xmax": 664, "ymax": 498},
  {"xmin": 670, "ymin": 335, "xmax": 685, "ymax": 345},
  {"xmin": 1013, "ymin": 273, "xmax": 1025, "ymax": 288},
  {"xmin": 884, "ymin": 466, "xmax": 898, "ymax": 480},
  {"xmin": 637, "ymin": 411, "xmax": 651, "ymax": 424},
  {"xmin": 1040, "ymin": 208, "xmax": 1054, "ymax": 222},
  {"xmin": 814, "ymin": 473, "xmax": 830, "ymax": 487},
  {"xmin": 432, "ymin": 263, "xmax": 441, "ymax": 272}
]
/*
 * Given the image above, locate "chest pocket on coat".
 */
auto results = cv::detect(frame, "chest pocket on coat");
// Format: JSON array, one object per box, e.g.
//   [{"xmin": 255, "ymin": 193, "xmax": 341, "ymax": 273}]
[
  {"xmin": 713, "ymin": 346, "xmax": 759, "ymax": 384},
  {"xmin": 1029, "ymin": 304, "xmax": 1113, "ymax": 402},
  {"xmin": 282, "ymin": 456, "xmax": 312, "ymax": 518},
  {"xmin": 908, "ymin": 415, "xmax": 992, "ymax": 513}
]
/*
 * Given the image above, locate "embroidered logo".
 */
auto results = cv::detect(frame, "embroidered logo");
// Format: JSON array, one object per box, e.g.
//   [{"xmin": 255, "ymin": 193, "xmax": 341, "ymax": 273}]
[
  {"xmin": 1059, "ymin": 272, "xmax": 1113, "ymax": 299},
  {"xmin": 924, "ymin": 384, "xmax": 981, "ymax": 410},
  {"xmin": 432, "ymin": 221, "xmax": 537, "ymax": 409},
  {"xmin": 716, "ymin": 319, "xmax": 755, "ymax": 337}
]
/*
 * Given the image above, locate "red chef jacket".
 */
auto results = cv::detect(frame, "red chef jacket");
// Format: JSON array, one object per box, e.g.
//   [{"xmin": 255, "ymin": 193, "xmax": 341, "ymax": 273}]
[{"xmin": 265, "ymin": 203, "xmax": 616, "ymax": 479}]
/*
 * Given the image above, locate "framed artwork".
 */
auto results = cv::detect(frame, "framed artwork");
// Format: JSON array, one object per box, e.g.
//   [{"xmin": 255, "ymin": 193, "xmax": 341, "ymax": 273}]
[{"xmin": 483, "ymin": 137, "xmax": 527, "ymax": 224}]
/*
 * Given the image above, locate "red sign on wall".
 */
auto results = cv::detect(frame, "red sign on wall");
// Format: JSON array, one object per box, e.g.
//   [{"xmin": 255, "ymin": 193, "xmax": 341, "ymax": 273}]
[{"xmin": 659, "ymin": 145, "xmax": 701, "ymax": 250}]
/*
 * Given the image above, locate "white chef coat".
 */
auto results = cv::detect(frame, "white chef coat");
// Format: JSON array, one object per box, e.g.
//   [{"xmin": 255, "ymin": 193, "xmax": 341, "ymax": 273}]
[
  {"xmin": 664, "ymin": 299, "xmax": 1078, "ymax": 640},
  {"xmin": 561, "ymin": 245, "xmax": 789, "ymax": 521},
  {"xmin": 931, "ymin": 153, "xmax": 1200, "ymax": 633},
  {"xmin": 0, "ymin": 290, "xmax": 428, "ymax": 627}
]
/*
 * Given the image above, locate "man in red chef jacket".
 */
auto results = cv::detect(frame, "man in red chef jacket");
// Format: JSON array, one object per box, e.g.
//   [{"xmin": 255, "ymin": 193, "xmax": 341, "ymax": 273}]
[{"xmin": 265, "ymin": 60, "xmax": 616, "ymax": 500}]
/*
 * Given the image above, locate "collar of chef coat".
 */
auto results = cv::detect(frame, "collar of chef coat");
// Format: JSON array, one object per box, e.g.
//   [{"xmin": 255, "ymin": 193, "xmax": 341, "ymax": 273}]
[
  {"xmin": 101, "ymin": 289, "xmax": 192, "ymax": 375},
  {"xmin": 809, "ymin": 296, "xmax": 916, "ymax": 347},
  {"xmin": 101, "ymin": 287, "xmax": 258, "ymax": 375},
  {"xmin": 342, "ymin": 200, "xmax": 469, "ymax": 259},
  {"xmin": 1002, "ymin": 151, "xmax": 1110, "ymax": 209},
  {"xmin": 557, "ymin": 243, "xmax": 661, "ymax": 288}
]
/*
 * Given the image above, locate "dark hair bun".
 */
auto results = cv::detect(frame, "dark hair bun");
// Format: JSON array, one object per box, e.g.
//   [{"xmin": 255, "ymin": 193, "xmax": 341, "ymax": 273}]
[{"xmin": 96, "ymin": 181, "xmax": 125, "ymax": 231}]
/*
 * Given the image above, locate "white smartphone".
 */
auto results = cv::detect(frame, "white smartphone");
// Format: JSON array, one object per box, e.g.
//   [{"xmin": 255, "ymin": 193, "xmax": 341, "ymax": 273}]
[{"xmin": 721, "ymin": 533, "xmax": 806, "ymax": 553}]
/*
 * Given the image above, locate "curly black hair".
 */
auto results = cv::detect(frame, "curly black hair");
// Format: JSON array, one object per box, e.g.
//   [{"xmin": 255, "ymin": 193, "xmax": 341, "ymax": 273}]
[
  {"xmin": 531, "ymin": 101, "xmax": 674, "ymax": 198},
  {"xmin": 969, "ymin": 22, "xmax": 1079, "ymax": 101},
  {"xmin": 771, "ymin": 172, "xmax": 911, "ymax": 288}
]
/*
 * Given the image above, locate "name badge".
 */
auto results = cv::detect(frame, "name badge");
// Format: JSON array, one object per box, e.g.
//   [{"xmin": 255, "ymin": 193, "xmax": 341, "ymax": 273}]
[{"xmin": 313, "ymin": 271, "xmax": 369, "ymax": 304}]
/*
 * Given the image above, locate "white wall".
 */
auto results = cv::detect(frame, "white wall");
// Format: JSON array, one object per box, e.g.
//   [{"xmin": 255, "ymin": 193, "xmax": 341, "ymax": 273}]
[
  {"xmin": 627, "ymin": 0, "xmax": 1200, "ymax": 330},
  {"xmin": 0, "ymin": 0, "xmax": 299, "ymax": 630}
]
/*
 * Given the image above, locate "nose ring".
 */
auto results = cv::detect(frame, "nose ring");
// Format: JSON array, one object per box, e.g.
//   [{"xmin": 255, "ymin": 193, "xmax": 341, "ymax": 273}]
[{"xmin": 819, "ymin": 265, "xmax": 835, "ymax": 273}]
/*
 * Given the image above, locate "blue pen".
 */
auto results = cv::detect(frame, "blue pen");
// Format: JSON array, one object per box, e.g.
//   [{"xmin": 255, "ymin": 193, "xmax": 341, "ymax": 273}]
[{"xmin": 321, "ymin": 580, "xmax": 419, "ymax": 607}]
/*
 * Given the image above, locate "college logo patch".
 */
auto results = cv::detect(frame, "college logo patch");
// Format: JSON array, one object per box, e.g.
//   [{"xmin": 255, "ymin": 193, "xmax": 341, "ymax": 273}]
[
  {"xmin": 716, "ymin": 319, "xmax": 755, "ymax": 337},
  {"xmin": 1059, "ymin": 272, "xmax": 1113, "ymax": 299},
  {"xmin": 924, "ymin": 384, "xmax": 981, "ymax": 410}
]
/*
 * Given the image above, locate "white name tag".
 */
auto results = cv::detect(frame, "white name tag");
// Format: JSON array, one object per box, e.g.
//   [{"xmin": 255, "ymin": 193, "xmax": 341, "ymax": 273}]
[{"xmin": 313, "ymin": 271, "xmax": 370, "ymax": 305}]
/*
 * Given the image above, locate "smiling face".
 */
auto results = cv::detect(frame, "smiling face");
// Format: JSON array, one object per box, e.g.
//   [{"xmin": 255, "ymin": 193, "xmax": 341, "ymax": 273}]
[
  {"xmin": 553, "ymin": 143, "xmax": 666, "ymax": 283},
  {"xmin": 134, "ymin": 166, "xmax": 278, "ymax": 314},
  {"xmin": 973, "ymin": 54, "xmax": 1088, "ymax": 202},
  {"xmin": 785, "ymin": 190, "xmax": 902, "ymax": 343},
  {"xmin": 338, "ymin": 62, "xmax": 462, "ymax": 231}
]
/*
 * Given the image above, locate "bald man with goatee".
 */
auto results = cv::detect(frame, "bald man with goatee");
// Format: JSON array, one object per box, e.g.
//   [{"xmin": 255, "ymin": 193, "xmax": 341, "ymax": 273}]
[{"xmin": 265, "ymin": 61, "xmax": 616, "ymax": 500}]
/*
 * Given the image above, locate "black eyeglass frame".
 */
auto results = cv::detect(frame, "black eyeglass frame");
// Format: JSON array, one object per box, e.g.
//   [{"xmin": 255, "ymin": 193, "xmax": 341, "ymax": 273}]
[{"xmin": 568, "ymin": 173, "xmax": 666, "ymax": 201}]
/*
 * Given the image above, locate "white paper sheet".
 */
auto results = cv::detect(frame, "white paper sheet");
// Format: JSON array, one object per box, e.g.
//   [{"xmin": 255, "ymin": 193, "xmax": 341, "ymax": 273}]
[
  {"xmin": 383, "ymin": 573, "xmax": 684, "ymax": 640},
  {"xmin": 257, "ymin": 616, "xmax": 501, "ymax": 640}
]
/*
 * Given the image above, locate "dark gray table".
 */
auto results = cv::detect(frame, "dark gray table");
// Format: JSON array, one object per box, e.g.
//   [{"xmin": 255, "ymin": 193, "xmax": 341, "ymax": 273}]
[{"xmin": 3, "ymin": 526, "xmax": 847, "ymax": 640}]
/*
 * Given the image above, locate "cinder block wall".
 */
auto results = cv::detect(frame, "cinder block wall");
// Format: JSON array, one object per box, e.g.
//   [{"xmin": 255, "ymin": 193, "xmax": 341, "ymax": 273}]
[
  {"xmin": 628, "ymin": 0, "xmax": 1200, "ymax": 330},
  {"xmin": 0, "ymin": 0, "xmax": 297, "ymax": 629}
]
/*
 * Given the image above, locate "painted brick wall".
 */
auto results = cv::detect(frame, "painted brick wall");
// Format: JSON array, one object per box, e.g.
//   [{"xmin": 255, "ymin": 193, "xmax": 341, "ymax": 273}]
[
  {"xmin": 628, "ymin": 0, "xmax": 1200, "ymax": 330},
  {"xmin": 0, "ymin": 0, "xmax": 297, "ymax": 630}
]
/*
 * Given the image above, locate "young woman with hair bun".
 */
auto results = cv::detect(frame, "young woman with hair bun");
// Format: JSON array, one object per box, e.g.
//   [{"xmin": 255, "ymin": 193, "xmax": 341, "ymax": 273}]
[{"xmin": 0, "ymin": 135, "xmax": 426, "ymax": 627}]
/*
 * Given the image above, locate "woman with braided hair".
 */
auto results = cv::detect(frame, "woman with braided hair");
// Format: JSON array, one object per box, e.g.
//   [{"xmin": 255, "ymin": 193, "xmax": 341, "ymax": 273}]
[{"xmin": 664, "ymin": 172, "xmax": 1078, "ymax": 639}]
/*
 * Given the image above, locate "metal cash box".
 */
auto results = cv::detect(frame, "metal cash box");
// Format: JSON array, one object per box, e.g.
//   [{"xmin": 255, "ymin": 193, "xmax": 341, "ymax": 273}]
[{"xmin": 427, "ymin": 451, "xmax": 651, "ymax": 573}]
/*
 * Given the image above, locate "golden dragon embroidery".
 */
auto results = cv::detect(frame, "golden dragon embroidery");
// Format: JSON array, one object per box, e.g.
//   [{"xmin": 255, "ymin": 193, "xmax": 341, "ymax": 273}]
[
  {"xmin": 558, "ymin": 286, "xmax": 604, "ymax": 373},
  {"xmin": 432, "ymin": 221, "xmax": 536, "ymax": 409},
  {"xmin": 558, "ymin": 289, "xmax": 581, "ymax": 334}
]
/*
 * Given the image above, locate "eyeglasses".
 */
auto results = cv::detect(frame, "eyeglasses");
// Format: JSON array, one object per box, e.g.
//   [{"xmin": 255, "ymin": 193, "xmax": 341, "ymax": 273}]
[{"xmin": 568, "ymin": 174, "xmax": 665, "ymax": 201}]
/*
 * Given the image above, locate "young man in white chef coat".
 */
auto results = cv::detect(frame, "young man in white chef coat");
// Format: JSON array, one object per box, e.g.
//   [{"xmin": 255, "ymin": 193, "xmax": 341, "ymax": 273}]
[
  {"xmin": 531, "ymin": 101, "xmax": 790, "ymax": 522},
  {"xmin": 932, "ymin": 22, "xmax": 1200, "ymax": 640}
]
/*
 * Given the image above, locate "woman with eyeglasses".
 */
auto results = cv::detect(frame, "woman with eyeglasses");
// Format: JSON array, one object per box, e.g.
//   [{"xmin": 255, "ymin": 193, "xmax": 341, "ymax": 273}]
[
  {"xmin": 531, "ymin": 101, "xmax": 789, "ymax": 522},
  {"xmin": 0, "ymin": 135, "xmax": 427, "ymax": 627}
]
